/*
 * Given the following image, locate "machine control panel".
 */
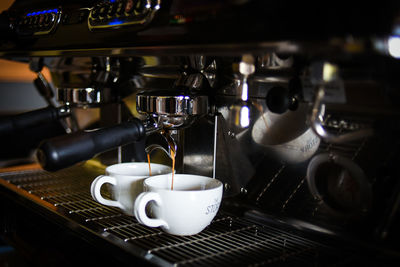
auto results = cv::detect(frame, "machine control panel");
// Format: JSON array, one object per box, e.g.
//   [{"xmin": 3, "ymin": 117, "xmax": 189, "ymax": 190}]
[
  {"xmin": 88, "ymin": 0, "xmax": 160, "ymax": 31},
  {"xmin": 16, "ymin": 9, "xmax": 61, "ymax": 36}
]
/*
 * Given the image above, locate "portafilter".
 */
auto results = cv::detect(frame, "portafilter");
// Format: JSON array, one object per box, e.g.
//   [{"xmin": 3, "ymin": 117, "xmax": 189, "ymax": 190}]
[{"xmin": 36, "ymin": 92, "xmax": 208, "ymax": 171}]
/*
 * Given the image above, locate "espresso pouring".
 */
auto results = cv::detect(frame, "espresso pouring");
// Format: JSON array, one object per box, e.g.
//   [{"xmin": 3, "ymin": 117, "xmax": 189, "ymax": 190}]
[{"xmin": 146, "ymin": 132, "xmax": 176, "ymax": 190}]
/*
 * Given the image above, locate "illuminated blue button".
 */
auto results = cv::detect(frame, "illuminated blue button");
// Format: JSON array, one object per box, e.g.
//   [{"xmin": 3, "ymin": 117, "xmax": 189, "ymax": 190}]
[{"xmin": 108, "ymin": 19, "xmax": 124, "ymax": 26}]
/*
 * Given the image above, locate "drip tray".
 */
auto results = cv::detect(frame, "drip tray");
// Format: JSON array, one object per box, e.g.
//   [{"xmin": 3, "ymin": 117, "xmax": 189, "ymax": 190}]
[{"xmin": 0, "ymin": 164, "xmax": 369, "ymax": 266}]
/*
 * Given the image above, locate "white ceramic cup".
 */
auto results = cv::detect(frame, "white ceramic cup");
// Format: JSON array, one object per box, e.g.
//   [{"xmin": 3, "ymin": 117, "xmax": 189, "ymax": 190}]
[
  {"xmin": 134, "ymin": 174, "xmax": 223, "ymax": 236},
  {"xmin": 90, "ymin": 162, "xmax": 172, "ymax": 216},
  {"xmin": 251, "ymin": 104, "xmax": 320, "ymax": 163}
]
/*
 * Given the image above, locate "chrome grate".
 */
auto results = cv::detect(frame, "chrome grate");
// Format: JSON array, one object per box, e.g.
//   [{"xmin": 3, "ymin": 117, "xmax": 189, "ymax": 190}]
[{"xmin": 0, "ymin": 165, "xmax": 354, "ymax": 266}]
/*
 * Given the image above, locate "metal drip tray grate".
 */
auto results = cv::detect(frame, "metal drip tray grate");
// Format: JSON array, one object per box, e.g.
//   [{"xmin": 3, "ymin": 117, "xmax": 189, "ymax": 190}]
[{"xmin": 0, "ymin": 165, "xmax": 356, "ymax": 266}]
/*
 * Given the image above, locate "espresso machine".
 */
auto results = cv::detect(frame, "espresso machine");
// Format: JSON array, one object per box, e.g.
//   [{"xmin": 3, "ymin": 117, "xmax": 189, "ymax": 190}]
[{"xmin": 0, "ymin": 0, "xmax": 400, "ymax": 266}]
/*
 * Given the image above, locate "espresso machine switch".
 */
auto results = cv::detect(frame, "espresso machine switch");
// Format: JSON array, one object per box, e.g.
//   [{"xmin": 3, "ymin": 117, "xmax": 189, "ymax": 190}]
[
  {"xmin": 16, "ymin": 8, "xmax": 61, "ymax": 36},
  {"xmin": 88, "ymin": 0, "xmax": 161, "ymax": 31}
]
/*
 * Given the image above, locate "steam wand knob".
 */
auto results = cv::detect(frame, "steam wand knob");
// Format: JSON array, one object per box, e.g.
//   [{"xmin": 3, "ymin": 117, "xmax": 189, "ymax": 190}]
[{"xmin": 266, "ymin": 86, "xmax": 298, "ymax": 114}]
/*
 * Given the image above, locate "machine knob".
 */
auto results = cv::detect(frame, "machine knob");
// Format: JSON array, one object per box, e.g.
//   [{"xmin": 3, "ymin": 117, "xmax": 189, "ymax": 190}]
[
  {"xmin": 137, "ymin": 0, "xmax": 152, "ymax": 12},
  {"xmin": 38, "ymin": 14, "xmax": 46, "ymax": 27},
  {"xmin": 116, "ymin": 1, "xmax": 125, "ymax": 16},
  {"xmin": 98, "ymin": 4, "xmax": 108, "ymax": 18},
  {"xmin": 22, "ymin": 17, "xmax": 29, "ymax": 25},
  {"xmin": 43, "ymin": 14, "xmax": 50, "ymax": 25},
  {"xmin": 266, "ymin": 78, "xmax": 302, "ymax": 114},
  {"xmin": 44, "ymin": 13, "xmax": 54, "ymax": 25},
  {"xmin": 266, "ymin": 86, "xmax": 297, "ymax": 114},
  {"xmin": 107, "ymin": 2, "xmax": 118, "ymax": 17},
  {"xmin": 124, "ymin": 0, "xmax": 136, "ymax": 16},
  {"xmin": 32, "ymin": 15, "xmax": 39, "ymax": 25},
  {"xmin": 91, "ymin": 6, "xmax": 100, "ymax": 19}
]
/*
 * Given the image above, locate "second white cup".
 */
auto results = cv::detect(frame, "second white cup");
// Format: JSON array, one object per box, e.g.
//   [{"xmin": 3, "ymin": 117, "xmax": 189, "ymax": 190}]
[
  {"xmin": 90, "ymin": 162, "xmax": 172, "ymax": 216},
  {"xmin": 134, "ymin": 174, "xmax": 223, "ymax": 236}
]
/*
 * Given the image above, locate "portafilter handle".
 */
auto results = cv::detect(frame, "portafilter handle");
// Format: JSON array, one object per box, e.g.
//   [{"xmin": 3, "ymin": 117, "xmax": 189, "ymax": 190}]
[
  {"xmin": 0, "ymin": 105, "xmax": 71, "ymax": 137},
  {"xmin": 36, "ymin": 118, "xmax": 152, "ymax": 171}
]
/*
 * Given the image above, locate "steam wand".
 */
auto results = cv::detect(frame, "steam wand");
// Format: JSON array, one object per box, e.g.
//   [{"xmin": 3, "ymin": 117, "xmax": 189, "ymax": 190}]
[
  {"xmin": 309, "ymin": 62, "xmax": 374, "ymax": 143},
  {"xmin": 29, "ymin": 58, "xmax": 78, "ymax": 133}
]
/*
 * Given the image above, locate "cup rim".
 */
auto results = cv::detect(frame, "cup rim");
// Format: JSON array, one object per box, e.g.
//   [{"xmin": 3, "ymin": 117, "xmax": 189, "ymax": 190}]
[
  {"xmin": 106, "ymin": 162, "xmax": 172, "ymax": 176},
  {"xmin": 144, "ymin": 174, "xmax": 223, "ymax": 192}
]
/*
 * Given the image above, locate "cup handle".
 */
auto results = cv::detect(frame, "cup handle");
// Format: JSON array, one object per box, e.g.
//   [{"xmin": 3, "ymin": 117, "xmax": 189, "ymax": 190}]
[
  {"xmin": 134, "ymin": 192, "xmax": 168, "ymax": 228},
  {"xmin": 90, "ymin": 175, "xmax": 123, "ymax": 209}
]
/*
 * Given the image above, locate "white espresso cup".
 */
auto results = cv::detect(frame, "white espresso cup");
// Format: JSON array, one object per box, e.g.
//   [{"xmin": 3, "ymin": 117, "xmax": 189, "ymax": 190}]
[
  {"xmin": 134, "ymin": 174, "xmax": 223, "ymax": 236},
  {"xmin": 251, "ymin": 104, "xmax": 320, "ymax": 164},
  {"xmin": 90, "ymin": 162, "xmax": 172, "ymax": 216}
]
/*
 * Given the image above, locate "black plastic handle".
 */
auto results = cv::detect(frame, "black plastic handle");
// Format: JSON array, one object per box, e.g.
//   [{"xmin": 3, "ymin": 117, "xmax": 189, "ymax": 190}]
[
  {"xmin": 0, "ymin": 106, "xmax": 69, "ymax": 137},
  {"xmin": 36, "ymin": 119, "xmax": 146, "ymax": 171}
]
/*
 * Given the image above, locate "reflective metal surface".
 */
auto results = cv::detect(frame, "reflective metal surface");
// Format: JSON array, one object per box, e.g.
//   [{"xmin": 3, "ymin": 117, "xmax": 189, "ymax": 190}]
[
  {"xmin": 137, "ymin": 94, "xmax": 208, "ymax": 117},
  {"xmin": 57, "ymin": 87, "xmax": 112, "ymax": 108},
  {"xmin": 136, "ymin": 93, "xmax": 209, "ymax": 129},
  {"xmin": 310, "ymin": 86, "xmax": 374, "ymax": 143}
]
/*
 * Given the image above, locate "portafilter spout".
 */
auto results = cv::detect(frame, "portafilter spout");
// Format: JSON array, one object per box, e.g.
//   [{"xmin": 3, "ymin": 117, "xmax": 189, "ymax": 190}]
[
  {"xmin": 145, "ymin": 134, "xmax": 177, "ymax": 161},
  {"xmin": 137, "ymin": 91, "xmax": 208, "ymax": 161}
]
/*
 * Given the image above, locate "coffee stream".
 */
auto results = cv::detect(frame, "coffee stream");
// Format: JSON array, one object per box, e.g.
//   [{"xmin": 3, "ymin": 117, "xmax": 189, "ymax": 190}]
[
  {"xmin": 170, "ymin": 145, "xmax": 176, "ymax": 191},
  {"xmin": 147, "ymin": 153, "xmax": 152, "ymax": 176},
  {"xmin": 146, "ymin": 132, "xmax": 176, "ymax": 190}
]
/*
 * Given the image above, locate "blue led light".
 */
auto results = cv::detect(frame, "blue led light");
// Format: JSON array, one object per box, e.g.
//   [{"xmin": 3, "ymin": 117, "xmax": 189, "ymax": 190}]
[
  {"xmin": 26, "ymin": 8, "xmax": 57, "ymax": 17},
  {"xmin": 110, "ymin": 0, "xmax": 116, "ymax": 2},
  {"xmin": 108, "ymin": 19, "xmax": 124, "ymax": 26}
]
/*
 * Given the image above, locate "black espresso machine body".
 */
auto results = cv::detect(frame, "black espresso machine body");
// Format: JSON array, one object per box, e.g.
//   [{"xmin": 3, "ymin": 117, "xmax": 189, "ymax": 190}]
[{"xmin": 0, "ymin": 0, "xmax": 400, "ymax": 266}]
